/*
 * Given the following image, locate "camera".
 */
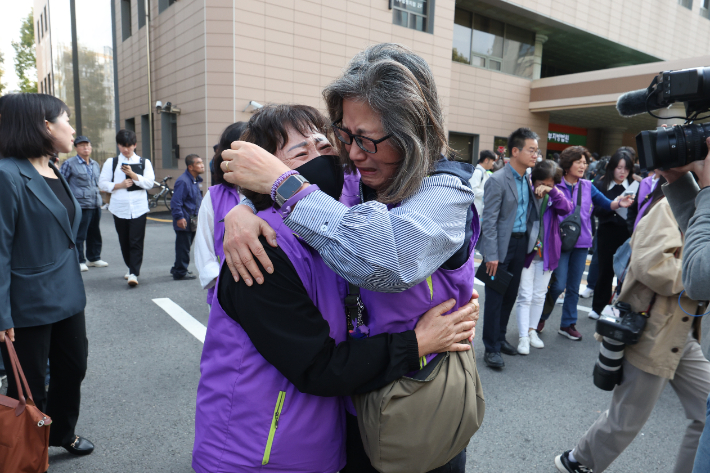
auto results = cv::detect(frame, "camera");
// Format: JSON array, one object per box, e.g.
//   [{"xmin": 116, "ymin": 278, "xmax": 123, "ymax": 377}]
[
  {"xmin": 592, "ymin": 302, "xmax": 650, "ymax": 391},
  {"xmin": 616, "ymin": 67, "xmax": 710, "ymax": 171}
]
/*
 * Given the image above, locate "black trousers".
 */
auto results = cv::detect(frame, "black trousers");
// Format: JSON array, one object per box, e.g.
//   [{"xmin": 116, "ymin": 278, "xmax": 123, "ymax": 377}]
[
  {"xmin": 591, "ymin": 223, "xmax": 630, "ymax": 313},
  {"xmin": 171, "ymin": 230, "xmax": 196, "ymax": 279},
  {"xmin": 482, "ymin": 235, "xmax": 528, "ymax": 353},
  {"xmin": 0, "ymin": 311, "xmax": 88, "ymax": 447},
  {"xmin": 77, "ymin": 207, "xmax": 102, "ymax": 263},
  {"xmin": 342, "ymin": 413, "xmax": 466, "ymax": 473},
  {"xmin": 113, "ymin": 214, "xmax": 147, "ymax": 276}
]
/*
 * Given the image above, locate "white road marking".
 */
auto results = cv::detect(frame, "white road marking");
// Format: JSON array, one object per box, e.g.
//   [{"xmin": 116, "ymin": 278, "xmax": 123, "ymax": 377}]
[{"xmin": 153, "ymin": 298, "xmax": 206, "ymax": 343}]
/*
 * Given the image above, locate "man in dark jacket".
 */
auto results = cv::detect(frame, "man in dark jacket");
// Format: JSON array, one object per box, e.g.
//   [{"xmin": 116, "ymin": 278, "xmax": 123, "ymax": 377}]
[
  {"xmin": 170, "ymin": 154, "xmax": 204, "ymax": 280},
  {"xmin": 60, "ymin": 136, "xmax": 108, "ymax": 272}
]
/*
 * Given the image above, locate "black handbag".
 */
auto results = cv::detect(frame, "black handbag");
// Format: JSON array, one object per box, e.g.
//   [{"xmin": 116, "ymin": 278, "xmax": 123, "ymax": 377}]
[{"xmin": 559, "ymin": 182, "xmax": 584, "ymax": 252}]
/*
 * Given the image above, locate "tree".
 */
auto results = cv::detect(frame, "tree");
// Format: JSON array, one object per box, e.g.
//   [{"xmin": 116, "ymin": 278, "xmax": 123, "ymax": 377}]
[
  {"xmin": 12, "ymin": 11, "xmax": 37, "ymax": 93},
  {"xmin": 0, "ymin": 50, "xmax": 6, "ymax": 96}
]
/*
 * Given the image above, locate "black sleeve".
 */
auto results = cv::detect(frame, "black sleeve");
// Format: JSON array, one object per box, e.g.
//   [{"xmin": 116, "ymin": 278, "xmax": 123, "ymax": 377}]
[{"xmin": 217, "ymin": 237, "xmax": 421, "ymax": 396}]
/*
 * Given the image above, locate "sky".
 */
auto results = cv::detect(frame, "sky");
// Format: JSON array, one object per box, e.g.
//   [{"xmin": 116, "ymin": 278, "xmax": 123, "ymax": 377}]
[{"xmin": 1, "ymin": 0, "xmax": 34, "ymax": 92}]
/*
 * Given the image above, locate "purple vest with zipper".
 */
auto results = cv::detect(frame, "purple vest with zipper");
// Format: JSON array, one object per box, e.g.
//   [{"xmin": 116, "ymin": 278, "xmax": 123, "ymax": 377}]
[
  {"xmin": 206, "ymin": 184, "xmax": 240, "ymax": 304},
  {"xmin": 633, "ymin": 176, "xmax": 656, "ymax": 231},
  {"xmin": 556, "ymin": 179, "xmax": 594, "ymax": 249},
  {"xmin": 193, "ymin": 207, "xmax": 348, "ymax": 473},
  {"xmin": 524, "ymin": 187, "xmax": 574, "ymax": 271}
]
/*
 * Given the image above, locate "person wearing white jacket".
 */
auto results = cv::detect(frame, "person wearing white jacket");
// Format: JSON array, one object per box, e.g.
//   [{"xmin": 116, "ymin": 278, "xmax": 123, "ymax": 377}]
[{"xmin": 469, "ymin": 150, "xmax": 495, "ymax": 217}]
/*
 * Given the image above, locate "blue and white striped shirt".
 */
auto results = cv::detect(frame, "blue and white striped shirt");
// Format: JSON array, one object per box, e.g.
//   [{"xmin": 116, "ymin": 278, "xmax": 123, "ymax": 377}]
[{"xmin": 283, "ymin": 174, "xmax": 475, "ymax": 293}]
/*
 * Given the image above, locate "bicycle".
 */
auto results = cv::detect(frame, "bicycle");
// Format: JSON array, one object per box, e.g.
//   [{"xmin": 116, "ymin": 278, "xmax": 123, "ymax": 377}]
[{"xmin": 148, "ymin": 176, "xmax": 173, "ymax": 210}]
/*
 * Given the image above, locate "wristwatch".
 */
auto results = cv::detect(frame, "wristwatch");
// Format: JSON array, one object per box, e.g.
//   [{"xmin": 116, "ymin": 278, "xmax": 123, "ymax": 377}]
[{"xmin": 275, "ymin": 174, "xmax": 309, "ymax": 207}]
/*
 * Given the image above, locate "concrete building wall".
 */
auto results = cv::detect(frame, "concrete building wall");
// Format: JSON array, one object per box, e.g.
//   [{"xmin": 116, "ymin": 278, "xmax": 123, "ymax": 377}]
[
  {"xmin": 115, "ymin": 0, "xmax": 208, "ymax": 179},
  {"xmin": 507, "ymin": 0, "xmax": 710, "ymax": 61}
]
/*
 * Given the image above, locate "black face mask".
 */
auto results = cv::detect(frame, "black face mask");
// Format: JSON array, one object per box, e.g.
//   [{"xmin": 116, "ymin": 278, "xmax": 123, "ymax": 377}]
[{"xmin": 295, "ymin": 155, "xmax": 344, "ymax": 201}]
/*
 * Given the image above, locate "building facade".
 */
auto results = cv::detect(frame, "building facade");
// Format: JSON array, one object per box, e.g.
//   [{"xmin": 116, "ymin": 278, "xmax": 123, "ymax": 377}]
[{"xmin": 38, "ymin": 0, "xmax": 710, "ymax": 180}]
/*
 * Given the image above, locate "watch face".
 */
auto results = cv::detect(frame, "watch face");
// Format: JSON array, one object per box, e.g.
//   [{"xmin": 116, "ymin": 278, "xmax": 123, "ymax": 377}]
[{"xmin": 277, "ymin": 175, "xmax": 303, "ymax": 200}]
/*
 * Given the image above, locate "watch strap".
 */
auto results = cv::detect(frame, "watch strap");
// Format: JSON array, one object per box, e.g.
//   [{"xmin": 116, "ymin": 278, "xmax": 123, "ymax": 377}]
[
  {"xmin": 276, "ymin": 184, "xmax": 320, "ymax": 219},
  {"xmin": 275, "ymin": 174, "xmax": 309, "ymax": 206}
]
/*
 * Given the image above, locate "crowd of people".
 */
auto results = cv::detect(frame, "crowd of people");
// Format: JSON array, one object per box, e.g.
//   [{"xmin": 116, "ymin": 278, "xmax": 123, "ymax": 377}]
[{"xmin": 0, "ymin": 42, "xmax": 708, "ymax": 473}]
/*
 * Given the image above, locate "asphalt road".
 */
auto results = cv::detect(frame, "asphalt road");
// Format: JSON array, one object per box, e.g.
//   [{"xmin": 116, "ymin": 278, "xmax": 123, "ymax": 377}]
[{"xmin": 3, "ymin": 209, "xmax": 709, "ymax": 472}]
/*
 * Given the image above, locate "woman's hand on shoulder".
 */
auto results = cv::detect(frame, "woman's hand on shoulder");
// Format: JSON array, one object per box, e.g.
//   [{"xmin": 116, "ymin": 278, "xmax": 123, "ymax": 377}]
[{"xmin": 223, "ymin": 205, "xmax": 278, "ymax": 285}]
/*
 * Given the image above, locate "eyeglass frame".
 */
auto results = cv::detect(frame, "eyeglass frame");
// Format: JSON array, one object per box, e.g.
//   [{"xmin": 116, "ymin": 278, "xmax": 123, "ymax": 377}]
[{"xmin": 331, "ymin": 123, "xmax": 393, "ymax": 154}]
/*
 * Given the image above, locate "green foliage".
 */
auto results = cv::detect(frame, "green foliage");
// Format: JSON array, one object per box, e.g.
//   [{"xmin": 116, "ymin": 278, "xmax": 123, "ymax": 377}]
[
  {"xmin": 12, "ymin": 10, "xmax": 37, "ymax": 93},
  {"xmin": 452, "ymin": 48, "xmax": 470, "ymax": 65}
]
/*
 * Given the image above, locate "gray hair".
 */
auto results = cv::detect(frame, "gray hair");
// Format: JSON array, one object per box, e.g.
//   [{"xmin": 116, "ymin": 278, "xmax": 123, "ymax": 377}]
[{"xmin": 323, "ymin": 43, "xmax": 448, "ymax": 204}]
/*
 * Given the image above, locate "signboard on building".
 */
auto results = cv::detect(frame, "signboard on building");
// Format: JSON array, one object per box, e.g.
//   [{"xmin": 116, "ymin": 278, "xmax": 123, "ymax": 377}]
[{"xmin": 546, "ymin": 124, "xmax": 587, "ymax": 152}]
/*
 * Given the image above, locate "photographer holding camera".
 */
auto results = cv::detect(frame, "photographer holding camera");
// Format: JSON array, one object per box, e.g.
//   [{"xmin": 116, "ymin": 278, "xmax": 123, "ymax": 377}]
[{"xmin": 554, "ymin": 183, "xmax": 710, "ymax": 473}]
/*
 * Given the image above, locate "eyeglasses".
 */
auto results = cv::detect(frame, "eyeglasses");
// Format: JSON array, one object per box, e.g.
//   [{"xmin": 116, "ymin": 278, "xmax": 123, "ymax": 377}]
[{"xmin": 332, "ymin": 123, "xmax": 392, "ymax": 154}]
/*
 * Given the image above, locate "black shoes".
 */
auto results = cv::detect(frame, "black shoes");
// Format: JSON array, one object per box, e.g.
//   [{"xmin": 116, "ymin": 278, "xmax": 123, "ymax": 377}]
[
  {"xmin": 499, "ymin": 340, "xmax": 518, "ymax": 356},
  {"xmin": 62, "ymin": 436, "xmax": 94, "ymax": 456},
  {"xmin": 555, "ymin": 450, "xmax": 593, "ymax": 472},
  {"xmin": 484, "ymin": 351, "xmax": 505, "ymax": 369},
  {"xmin": 173, "ymin": 273, "xmax": 197, "ymax": 280}
]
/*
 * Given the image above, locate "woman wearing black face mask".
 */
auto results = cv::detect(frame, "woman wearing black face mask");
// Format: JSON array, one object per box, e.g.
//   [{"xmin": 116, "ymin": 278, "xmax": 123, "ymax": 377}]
[{"xmin": 192, "ymin": 104, "xmax": 478, "ymax": 473}]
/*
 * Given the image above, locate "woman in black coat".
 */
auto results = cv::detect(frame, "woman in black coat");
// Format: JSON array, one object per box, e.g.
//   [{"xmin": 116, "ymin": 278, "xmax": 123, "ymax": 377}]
[
  {"xmin": 589, "ymin": 149, "xmax": 636, "ymax": 320},
  {"xmin": 0, "ymin": 94, "xmax": 94, "ymax": 455}
]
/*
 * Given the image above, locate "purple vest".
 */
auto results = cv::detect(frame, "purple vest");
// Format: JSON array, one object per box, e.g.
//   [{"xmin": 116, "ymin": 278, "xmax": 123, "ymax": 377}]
[
  {"xmin": 206, "ymin": 185, "xmax": 240, "ymax": 304},
  {"xmin": 556, "ymin": 179, "xmax": 594, "ymax": 249},
  {"xmin": 633, "ymin": 176, "xmax": 656, "ymax": 231},
  {"xmin": 525, "ymin": 187, "xmax": 574, "ymax": 271},
  {"xmin": 193, "ymin": 208, "xmax": 348, "ymax": 472}
]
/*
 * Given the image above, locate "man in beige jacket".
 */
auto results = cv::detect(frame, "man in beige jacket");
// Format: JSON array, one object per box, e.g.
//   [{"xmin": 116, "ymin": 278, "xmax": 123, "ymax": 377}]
[{"xmin": 555, "ymin": 196, "xmax": 710, "ymax": 473}]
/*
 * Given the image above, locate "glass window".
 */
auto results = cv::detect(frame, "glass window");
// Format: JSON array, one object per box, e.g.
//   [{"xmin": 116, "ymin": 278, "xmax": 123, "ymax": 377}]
[
  {"xmin": 121, "ymin": 0, "xmax": 132, "ymax": 41},
  {"xmin": 392, "ymin": 0, "xmax": 429, "ymax": 33},
  {"xmin": 125, "ymin": 117, "xmax": 135, "ymax": 132},
  {"xmin": 449, "ymin": 132, "xmax": 477, "ymax": 164},
  {"xmin": 138, "ymin": 0, "xmax": 147, "ymax": 29},
  {"xmin": 472, "ymin": 16, "xmax": 504, "ymax": 58},
  {"xmin": 453, "ymin": 9, "xmax": 472, "ymax": 64},
  {"xmin": 159, "ymin": 0, "xmax": 178, "ymax": 14},
  {"xmin": 493, "ymin": 137, "xmax": 509, "ymax": 158},
  {"xmin": 678, "ymin": 0, "xmax": 693, "ymax": 9},
  {"xmin": 161, "ymin": 112, "xmax": 178, "ymax": 168},
  {"xmin": 141, "ymin": 114, "xmax": 152, "ymax": 160}
]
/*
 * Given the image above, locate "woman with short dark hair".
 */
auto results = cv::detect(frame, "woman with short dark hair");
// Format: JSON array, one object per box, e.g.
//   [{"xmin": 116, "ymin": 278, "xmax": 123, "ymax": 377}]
[
  {"xmin": 0, "ymin": 93, "xmax": 94, "ymax": 457},
  {"xmin": 538, "ymin": 146, "xmax": 633, "ymax": 341}
]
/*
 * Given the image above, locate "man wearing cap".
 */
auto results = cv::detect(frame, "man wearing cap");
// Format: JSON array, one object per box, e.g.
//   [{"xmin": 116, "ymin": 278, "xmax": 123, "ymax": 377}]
[{"xmin": 60, "ymin": 136, "xmax": 109, "ymax": 272}]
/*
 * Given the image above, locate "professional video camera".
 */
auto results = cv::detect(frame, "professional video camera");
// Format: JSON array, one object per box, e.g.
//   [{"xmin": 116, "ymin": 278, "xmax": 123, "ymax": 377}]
[
  {"xmin": 616, "ymin": 67, "xmax": 710, "ymax": 171},
  {"xmin": 592, "ymin": 302, "xmax": 650, "ymax": 391}
]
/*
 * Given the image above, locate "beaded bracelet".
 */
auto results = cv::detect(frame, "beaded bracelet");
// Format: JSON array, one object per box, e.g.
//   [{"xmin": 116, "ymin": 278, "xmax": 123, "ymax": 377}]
[{"xmin": 270, "ymin": 170, "xmax": 299, "ymax": 202}]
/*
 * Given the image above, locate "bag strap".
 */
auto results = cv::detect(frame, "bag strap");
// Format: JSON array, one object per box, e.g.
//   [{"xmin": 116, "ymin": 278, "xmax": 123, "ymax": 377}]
[
  {"xmin": 111, "ymin": 156, "xmax": 119, "ymax": 183},
  {"xmin": 537, "ymin": 194, "xmax": 548, "ymax": 245},
  {"xmin": 345, "ymin": 283, "xmax": 364, "ymax": 331},
  {"xmin": 4, "ymin": 338, "xmax": 34, "ymax": 415},
  {"xmin": 574, "ymin": 182, "xmax": 583, "ymax": 214}
]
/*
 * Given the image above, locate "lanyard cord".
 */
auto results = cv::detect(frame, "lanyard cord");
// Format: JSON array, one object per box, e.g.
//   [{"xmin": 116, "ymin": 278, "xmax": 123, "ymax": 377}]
[{"xmin": 677, "ymin": 290, "xmax": 710, "ymax": 317}]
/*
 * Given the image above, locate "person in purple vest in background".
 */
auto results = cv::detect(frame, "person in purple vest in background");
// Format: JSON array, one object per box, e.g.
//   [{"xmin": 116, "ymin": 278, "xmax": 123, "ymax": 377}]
[
  {"xmin": 193, "ymin": 104, "xmax": 478, "ymax": 473},
  {"xmin": 626, "ymin": 169, "xmax": 666, "ymax": 234},
  {"xmin": 515, "ymin": 160, "xmax": 573, "ymax": 355},
  {"xmin": 538, "ymin": 146, "xmax": 633, "ymax": 341},
  {"xmin": 195, "ymin": 121, "xmax": 247, "ymax": 306},
  {"xmin": 217, "ymin": 44, "xmax": 481, "ymax": 472}
]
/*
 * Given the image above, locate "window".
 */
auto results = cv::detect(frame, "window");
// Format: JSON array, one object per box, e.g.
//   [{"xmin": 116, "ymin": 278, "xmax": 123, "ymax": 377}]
[
  {"xmin": 678, "ymin": 0, "xmax": 693, "ymax": 9},
  {"xmin": 138, "ymin": 0, "xmax": 147, "ymax": 28},
  {"xmin": 121, "ymin": 0, "xmax": 132, "ymax": 41},
  {"xmin": 452, "ymin": 9, "xmax": 536, "ymax": 79},
  {"xmin": 161, "ymin": 112, "xmax": 178, "ymax": 168},
  {"xmin": 159, "ymin": 0, "xmax": 177, "ymax": 14},
  {"xmin": 141, "ymin": 114, "xmax": 152, "ymax": 160},
  {"xmin": 493, "ymin": 137, "xmax": 509, "ymax": 158},
  {"xmin": 37, "ymin": 20, "xmax": 40, "ymax": 43},
  {"xmin": 125, "ymin": 117, "xmax": 135, "ymax": 132},
  {"xmin": 702, "ymin": 0, "xmax": 709, "ymax": 18},
  {"xmin": 392, "ymin": 0, "xmax": 432, "ymax": 33},
  {"xmin": 39, "ymin": 13, "xmax": 44, "ymax": 39},
  {"xmin": 449, "ymin": 132, "xmax": 478, "ymax": 164},
  {"xmin": 43, "ymin": 6, "xmax": 48, "ymax": 32}
]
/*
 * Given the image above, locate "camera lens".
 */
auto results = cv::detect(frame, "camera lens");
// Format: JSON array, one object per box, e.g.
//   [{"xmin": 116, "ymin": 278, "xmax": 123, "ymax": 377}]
[{"xmin": 636, "ymin": 123, "xmax": 710, "ymax": 171}]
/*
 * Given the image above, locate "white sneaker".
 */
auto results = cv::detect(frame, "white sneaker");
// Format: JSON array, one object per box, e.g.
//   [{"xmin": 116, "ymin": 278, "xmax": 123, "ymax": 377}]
[
  {"xmin": 556, "ymin": 293, "xmax": 565, "ymax": 305},
  {"xmin": 517, "ymin": 336, "xmax": 530, "ymax": 355},
  {"xmin": 80, "ymin": 263, "xmax": 89, "ymax": 272},
  {"xmin": 124, "ymin": 272, "xmax": 130, "ymax": 280},
  {"xmin": 87, "ymin": 260, "xmax": 109, "ymax": 268},
  {"xmin": 127, "ymin": 274, "xmax": 138, "ymax": 287},
  {"xmin": 529, "ymin": 330, "xmax": 545, "ymax": 349},
  {"xmin": 580, "ymin": 287, "xmax": 594, "ymax": 298},
  {"xmin": 588, "ymin": 310, "xmax": 600, "ymax": 320}
]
